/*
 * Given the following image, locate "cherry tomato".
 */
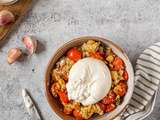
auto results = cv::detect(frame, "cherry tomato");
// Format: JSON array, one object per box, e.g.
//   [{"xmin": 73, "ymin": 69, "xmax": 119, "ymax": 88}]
[
  {"xmin": 89, "ymin": 52, "xmax": 103, "ymax": 60},
  {"xmin": 113, "ymin": 82, "xmax": 128, "ymax": 97},
  {"xmin": 123, "ymin": 71, "xmax": 128, "ymax": 80},
  {"xmin": 73, "ymin": 110, "xmax": 83, "ymax": 120},
  {"xmin": 97, "ymin": 102, "xmax": 106, "ymax": 112},
  {"xmin": 58, "ymin": 91, "xmax": 69, "ymax": 104},
  {"xmin": 106, "ymin": 104, "xmax": 116, "ymax": 112},
  {"xmin": 112, "ymin": 57, "xmax": 124, "ymax": 70},
  {"xmin": 67, "ymin": 48, "xmax": 82, "ymax": 62},
  {"xmin": 102, "ymin": 91, "xmax": 116, "ymax": 104}
]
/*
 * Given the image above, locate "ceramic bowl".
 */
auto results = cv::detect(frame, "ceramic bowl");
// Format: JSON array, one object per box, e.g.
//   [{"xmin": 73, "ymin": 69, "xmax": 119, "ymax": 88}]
[{"xmin": 45, "ymin": 36, "xmax": 134, "ymax": 120}]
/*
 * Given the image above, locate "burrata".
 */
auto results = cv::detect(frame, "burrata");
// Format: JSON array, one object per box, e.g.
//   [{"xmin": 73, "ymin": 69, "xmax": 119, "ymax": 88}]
[{"xmin": 66, "ymin": 57, "xmax": 112, "ymax": 105}]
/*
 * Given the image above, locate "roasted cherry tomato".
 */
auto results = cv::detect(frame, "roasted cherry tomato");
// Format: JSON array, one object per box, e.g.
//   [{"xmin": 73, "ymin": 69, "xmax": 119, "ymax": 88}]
[
  {"xmin": 97, "ymin": 102, "xmax": 106, "ymax": 112},
  {"xmin": 106, "ymin": 104, "xmax": 116, "ymax": 112},
  {"xmin": 102, "ymin": 91, "xmax": 116, "ymax": 104},
  {"xmin": 67, "ymin": 48, "xmax": 82, "ymax": 62},
  {"xmin": 123, "ymin": 71, "xmax": 128, "ymax": 80},
  {"xmin": 113, "ymin": 82, "xmax": 128, "ymax": 97},
  {"xmin": 112, "ymin": 57, "xmax": 124, "ymax": 70},
  {"xmin": 73, "ymin": 110, "xmax": 83, "ymax": 120},
  {"xmin": 89, "ymin": 52, "xmax": 103, "ymax": 60},
  {"xmin": 58, "ymin": 91, "xmax": 69, "ymax": 104}
]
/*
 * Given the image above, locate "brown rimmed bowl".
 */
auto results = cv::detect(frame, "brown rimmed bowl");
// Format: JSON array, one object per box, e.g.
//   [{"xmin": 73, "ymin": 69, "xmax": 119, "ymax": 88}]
[{"xmin": 45, "ymin": 36, "xmax": 134, "ymax": 120}]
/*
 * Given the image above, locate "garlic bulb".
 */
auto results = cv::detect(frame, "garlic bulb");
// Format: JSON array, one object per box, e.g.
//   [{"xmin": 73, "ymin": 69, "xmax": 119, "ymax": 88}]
[
  {"xmin": 22, "ymin": 35, "xmax": 37, "ymax": 55},
  {"xmin": 7, "ymin": 48, "xmax": 22, "ymax": 64},
  {"xmin": 0, "ymin": 10, "xmax": 15, "ymax": 26}
]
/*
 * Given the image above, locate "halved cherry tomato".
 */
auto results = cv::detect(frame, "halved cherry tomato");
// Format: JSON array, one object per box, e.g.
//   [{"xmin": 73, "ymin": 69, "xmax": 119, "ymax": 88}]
[
  {"xmin": 73, "ymin": 110, "xmax": 83, "ymax": 120},
  {"xmin": 102, "ymin": 91, "xmax": 116, "ymax": 104},
  {"xmin": 123, "ymin": 71, "xmax": 128, "ymax": 80},
  {"xmin": 112, "ymin": 57, "xmax": 124, "ymax": 70},
  {"xmin": 106, "ymin": 104, "xmax": 116, "ymax": 112},
  {"xmin": 97, "ymin": 102, "xmax": 106, "ymax": 112},
  {"xmin": 58, "ymin": 91, "xmax": 69, "ymax": 104},
  {"xmin": 67, "ymin": 48, "xmax": 82, "ymax": 62},
  {"xmin": 89, "ymin": 52, "xmax": 103, "ymax": 60},
  {"xmin": 113, "ymin": 82, "xmax": 127, "ymax": 97}
]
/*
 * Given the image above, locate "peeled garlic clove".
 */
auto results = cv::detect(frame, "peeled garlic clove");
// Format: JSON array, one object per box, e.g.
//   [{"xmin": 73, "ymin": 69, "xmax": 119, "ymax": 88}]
[
  {"xmin": 0, "ymin": 10, "xmax": 15, "ymax": 26},
  {"xmin": 22, "ymin": 35, "xmax": 37, "ymax": 55},
  {"xmin": 7, "ymin": 48, "xmax": 22, "ymax": 64}
]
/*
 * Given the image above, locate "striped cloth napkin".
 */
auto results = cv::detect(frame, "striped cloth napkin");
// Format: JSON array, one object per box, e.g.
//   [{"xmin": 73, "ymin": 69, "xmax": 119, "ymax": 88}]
[{"xmin": 115, "ymin": 42, "xmax": 160, "ymax": 120}]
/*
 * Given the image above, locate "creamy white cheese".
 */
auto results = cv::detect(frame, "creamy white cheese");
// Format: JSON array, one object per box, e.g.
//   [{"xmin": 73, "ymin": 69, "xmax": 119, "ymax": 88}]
[{"xmin": 66, "ymin": 57, "xmax": 112, "ymax": 105}]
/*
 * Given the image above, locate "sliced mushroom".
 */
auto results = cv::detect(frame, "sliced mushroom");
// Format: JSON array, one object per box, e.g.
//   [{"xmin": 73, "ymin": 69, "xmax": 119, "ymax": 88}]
[
  {"xmin": 22, "ymin": 35, "xmax": 37, "ymax": 55},
  {"xmin": 7, "ymin": 48, "xmax": 22, "ymax": 64},
  {"xmin": 0, "ymin": 10, "xmax": 15, "ymax": 26}
]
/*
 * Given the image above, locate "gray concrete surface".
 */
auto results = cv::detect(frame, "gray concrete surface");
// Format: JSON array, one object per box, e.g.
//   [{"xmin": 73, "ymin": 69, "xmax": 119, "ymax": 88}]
[{"xmin": 0, "ymin": 0, "xmax": 160, "ymax": 120}]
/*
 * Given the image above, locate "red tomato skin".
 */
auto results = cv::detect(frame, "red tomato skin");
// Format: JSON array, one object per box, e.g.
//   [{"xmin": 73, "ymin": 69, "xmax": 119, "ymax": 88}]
[
  {"xmin": 73, "ymin": 110, "xmax": 83, "ymax": 120},
  {"xmin": 97, "ymin": 102, "xmax": 106, "ymax": 112},
  {"xmin": 102, "ymin": 91, "xmax": 116, "ymax": 104},
  {"xmin": 123, "ymin": 71, "xmax": 128, "ymax": 80},
  {"xmin": 58, "ymin": 91, "xmax": 69, "ymax": 104},
  {"xmin": 67, "ymin": 48, "xmax": 82, "ymax": 62},
  {"xmin": 106, "ymin": 104, "xmax": 116, "ymax": 112},
  {"xmin": 112, "ymin": 57, "xmax": 124, "ymax": 70},
  {"xmin": 89, "ymin": 52, "xmax": 103, "ymax": 60}
]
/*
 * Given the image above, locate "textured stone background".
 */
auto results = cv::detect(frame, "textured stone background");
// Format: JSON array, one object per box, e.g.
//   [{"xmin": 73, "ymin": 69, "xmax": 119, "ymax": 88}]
[{"xmin": 0, "ymin": 0, "xmax": 160, "ymax": 120}]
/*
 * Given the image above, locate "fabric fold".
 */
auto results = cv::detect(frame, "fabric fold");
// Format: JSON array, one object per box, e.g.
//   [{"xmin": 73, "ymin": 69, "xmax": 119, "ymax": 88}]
[{"xmin": 116, "ymin": 42, "xmax": 160, "ymax": 120}]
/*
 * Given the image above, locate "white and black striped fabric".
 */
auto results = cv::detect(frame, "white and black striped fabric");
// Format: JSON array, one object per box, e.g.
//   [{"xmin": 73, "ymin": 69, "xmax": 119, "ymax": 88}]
[{"xmin": 121, "ymin": 43, "xmax": 160, "ymax": 120}]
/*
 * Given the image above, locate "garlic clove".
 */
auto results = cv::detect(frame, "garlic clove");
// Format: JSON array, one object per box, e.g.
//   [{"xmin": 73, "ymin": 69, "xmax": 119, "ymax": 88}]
[
  {"xmin": 7, "ymin": 48, "xmax": 22, "ymax": 64},
  {"xmin": 0, "ymin": 10, "xmax": 15, "ymax": 26},
  {"xmin": 22, "ymin": 35, "xmax": 37, "ymax": 55}
]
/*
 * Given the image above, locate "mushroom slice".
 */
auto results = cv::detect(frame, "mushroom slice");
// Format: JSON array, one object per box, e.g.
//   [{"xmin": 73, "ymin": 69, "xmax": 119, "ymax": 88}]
[
  {"xmin": 7, "ymin": 48, "xmax": 22, "ymax": 64},
  {"xmin": 22, "ymin": 35, "xmax": 37, "ymax": 55}
]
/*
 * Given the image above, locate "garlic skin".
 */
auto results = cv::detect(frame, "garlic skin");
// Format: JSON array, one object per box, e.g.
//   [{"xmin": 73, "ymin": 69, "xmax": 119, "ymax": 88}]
[
  {"xmin": 7, "ymin": 48, "xmax": 22, "ymax": 64},
  {"xmin": 22, "ymin": 35, "xmax": 37, "ymax": 55},
  {"xmin": 0, "ymin": 0, "xmax": 18, "ymax": 5},
  {"xmin": 0, "ymin": 10, "xmax": 15, "ymax": 26}
]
